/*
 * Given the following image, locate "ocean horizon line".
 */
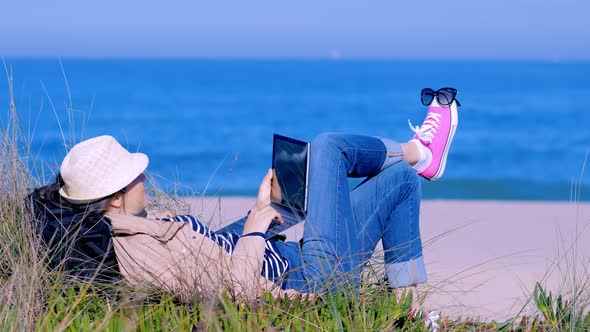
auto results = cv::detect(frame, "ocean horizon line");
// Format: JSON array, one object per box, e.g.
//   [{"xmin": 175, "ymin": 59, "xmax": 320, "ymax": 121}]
[
  {"xmin": 3, "ymin": 56, "xmax": 590, "ymax": 64},
  {"xmin": 181, "ymin": 194, "xmax": 590, "ymax": 203},
  {"xmin": 149, "ymin": 175, "xmax": 590, "ymax": 202}
]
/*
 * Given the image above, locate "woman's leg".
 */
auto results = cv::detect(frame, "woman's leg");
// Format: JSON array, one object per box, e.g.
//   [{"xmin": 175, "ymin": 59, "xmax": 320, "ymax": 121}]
[
  {"xmin": 349, "ymin": 161, "xmax": 426, "ymax": 288},
  {"xmin": 286, "ymin": 99, "xmax": 459, "ymax": 291},
  {"xmin": 300, "ymin": 132, "xmax": 399, "ymax": 291}
]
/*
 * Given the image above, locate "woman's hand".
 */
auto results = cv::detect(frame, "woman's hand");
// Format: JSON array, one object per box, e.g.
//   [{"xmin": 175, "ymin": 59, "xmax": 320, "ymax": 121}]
[
  {"xmin": 243, "ymin": 169, "xmax": 284, "ymax": 235},
  {"xmin": 270, "ymin": 169, "xmax": 282, "ymax": 203},
  {"xmin": 254, "ymin": 168, "xmax": 274, "ymax": 211},
  {"xmin": 242, "ymin": 205, "xmax": 283, "ymax": 235}
]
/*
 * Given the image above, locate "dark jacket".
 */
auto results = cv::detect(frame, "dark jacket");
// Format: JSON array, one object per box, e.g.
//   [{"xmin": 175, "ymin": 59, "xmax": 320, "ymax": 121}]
[{"xmin": 27, "ymin": 177, "xmax": 120, "ymax": 283}]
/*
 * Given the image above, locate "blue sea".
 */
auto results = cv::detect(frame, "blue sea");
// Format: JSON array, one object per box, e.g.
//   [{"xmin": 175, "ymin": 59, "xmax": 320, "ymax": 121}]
[{"xmin": 1, "ymin": 59, "xmax": 589, "ymax": 201}]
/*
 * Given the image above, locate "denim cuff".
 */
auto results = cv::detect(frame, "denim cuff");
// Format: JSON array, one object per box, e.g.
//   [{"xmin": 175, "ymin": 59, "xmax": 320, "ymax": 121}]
[
  {"xmin": 378, "ymin": 138, "xmax": 404, "ymax": 172},
  {"xmin": 385, "ymin": 256, "xmax": 427, "ymax": 288}
]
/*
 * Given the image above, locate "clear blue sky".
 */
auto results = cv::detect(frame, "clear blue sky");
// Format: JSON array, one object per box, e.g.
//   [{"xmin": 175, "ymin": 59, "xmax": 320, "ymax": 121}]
[{"xmin": 1, "ymin": 0, "xmax": 589, "ymax": 60}]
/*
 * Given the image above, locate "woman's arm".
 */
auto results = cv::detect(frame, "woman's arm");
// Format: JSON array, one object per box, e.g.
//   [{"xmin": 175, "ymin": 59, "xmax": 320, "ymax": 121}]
[
  {"xmin": 111, "ymin": 169, "xmax": 290, "ymax": 301},
  {"xmin": 221, "ymin": 168, "xmax": 285, "ymax": 299}
]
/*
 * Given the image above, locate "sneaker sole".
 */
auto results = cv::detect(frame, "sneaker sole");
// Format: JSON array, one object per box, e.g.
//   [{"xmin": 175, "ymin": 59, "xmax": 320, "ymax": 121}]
[{"xmin": 430, "ymin": 104, "xmax": 458, "ymax": 181}]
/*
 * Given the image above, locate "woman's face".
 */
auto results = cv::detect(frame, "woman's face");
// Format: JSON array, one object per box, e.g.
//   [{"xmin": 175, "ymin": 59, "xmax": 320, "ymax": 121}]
[{"xmin": 121, "ymin": 173, "xmax": 148, "ymax": 215}]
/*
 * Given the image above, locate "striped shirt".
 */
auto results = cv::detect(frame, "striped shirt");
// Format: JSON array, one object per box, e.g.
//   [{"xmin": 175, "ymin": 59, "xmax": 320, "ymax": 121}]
[{"xmin": 159, "ymin": 215, "xmax": 289, "ymax": 282}]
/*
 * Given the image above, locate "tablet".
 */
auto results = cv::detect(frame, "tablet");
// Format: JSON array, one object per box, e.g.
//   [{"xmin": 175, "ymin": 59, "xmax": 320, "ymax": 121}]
[{"xmin": 271, "ymin": 134, "xmax": 310, "ymax": 214}]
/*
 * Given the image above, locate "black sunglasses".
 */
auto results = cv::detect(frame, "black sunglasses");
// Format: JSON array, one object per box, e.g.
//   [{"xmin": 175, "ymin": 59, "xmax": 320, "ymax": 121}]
[{"xmin": 421, "ymin": 87, "xmax": 461, "ymax": 107}]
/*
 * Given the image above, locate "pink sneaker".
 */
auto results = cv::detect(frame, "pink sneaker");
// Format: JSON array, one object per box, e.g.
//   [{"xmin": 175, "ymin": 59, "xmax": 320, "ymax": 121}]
[{"xmin": 409, "ymin": 100, "xmax": 458, "ymax": 181}]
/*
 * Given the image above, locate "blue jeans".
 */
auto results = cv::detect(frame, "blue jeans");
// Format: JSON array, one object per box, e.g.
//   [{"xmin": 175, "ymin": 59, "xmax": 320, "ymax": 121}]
[
  {"xmin": 275, "ymin": 133, "xmax": 426, "ymax": 292},
  {"xmin": 223, "ymin": 133, "xmax": 427, "ymax": 292}
]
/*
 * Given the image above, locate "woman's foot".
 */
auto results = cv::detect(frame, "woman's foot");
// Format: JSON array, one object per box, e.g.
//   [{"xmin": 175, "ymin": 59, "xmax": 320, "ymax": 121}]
[{"xmin": 408, "ymin": 99, "xmax": 459, "ymax": 181}]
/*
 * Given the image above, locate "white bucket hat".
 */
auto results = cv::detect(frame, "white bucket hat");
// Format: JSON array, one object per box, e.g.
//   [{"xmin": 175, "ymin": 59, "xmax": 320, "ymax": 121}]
[{"xmin": 59, "ymin": 135, "xmax": 149, "ymax": 204}]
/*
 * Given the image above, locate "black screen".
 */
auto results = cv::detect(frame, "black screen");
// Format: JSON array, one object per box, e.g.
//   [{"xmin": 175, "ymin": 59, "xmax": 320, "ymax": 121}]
[{"xmin": 271, "ymin": 135, "xmax": 308, "ymax": 212}]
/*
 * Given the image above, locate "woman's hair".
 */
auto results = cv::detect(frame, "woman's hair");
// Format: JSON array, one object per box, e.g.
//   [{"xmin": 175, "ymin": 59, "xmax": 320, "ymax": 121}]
[
  {"xmin": 49, "ymin": 174, "xmax": 115, "ymax": 213},
  {"xmin": 27, "ymin": 174, "xmax": 122, "ymax": 284}
]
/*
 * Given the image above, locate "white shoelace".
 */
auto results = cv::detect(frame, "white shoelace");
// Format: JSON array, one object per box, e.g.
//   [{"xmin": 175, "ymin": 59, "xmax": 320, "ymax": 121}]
[{"xmin": 408, "ymin": 112, "xmax": 442, "ymax": 144}]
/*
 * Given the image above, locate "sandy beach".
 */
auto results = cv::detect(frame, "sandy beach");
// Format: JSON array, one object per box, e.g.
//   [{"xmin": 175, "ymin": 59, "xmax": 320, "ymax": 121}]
[{"xmin": 182, "ymin": 197, "xmax": 590, "ymax": 320}]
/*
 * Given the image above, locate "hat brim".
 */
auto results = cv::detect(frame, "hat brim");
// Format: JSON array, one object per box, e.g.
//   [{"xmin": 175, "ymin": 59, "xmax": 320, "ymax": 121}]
[{"xmin": 59, "ymin": 153, "xmax": 149, "ymax": 204}]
